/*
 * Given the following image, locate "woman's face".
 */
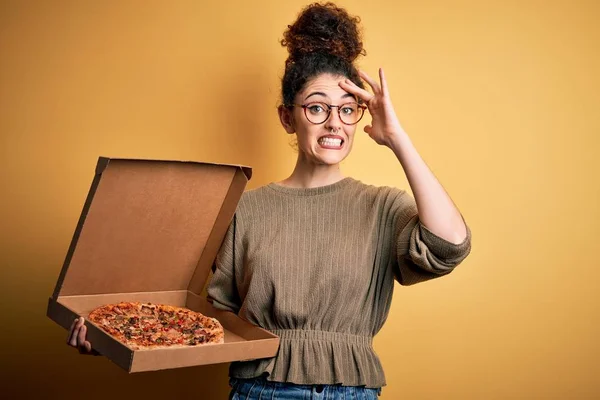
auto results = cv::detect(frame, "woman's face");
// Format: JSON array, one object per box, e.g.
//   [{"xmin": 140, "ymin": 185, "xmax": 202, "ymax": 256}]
[{"xmin": 281, "ymin": 73, "xmax": 359, "ymax": 166}]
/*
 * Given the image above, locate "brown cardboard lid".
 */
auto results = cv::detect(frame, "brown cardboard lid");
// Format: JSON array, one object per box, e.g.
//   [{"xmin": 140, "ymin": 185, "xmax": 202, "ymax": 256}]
[{"xmin": 52, "ymin": 157, "xmax": 251, "ymax": 298}]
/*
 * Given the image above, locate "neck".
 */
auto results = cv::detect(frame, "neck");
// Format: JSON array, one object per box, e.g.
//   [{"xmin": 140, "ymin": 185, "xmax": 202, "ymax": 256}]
[{"xmin": 277, "ymin": 152, "xmax": 345, "ymax": 189}]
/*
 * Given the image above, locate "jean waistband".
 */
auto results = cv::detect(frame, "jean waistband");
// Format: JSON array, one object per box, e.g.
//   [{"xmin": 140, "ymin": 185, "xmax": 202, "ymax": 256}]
[{"xmin": 229, "ymin": 376, "xmax": 382, "ymax": 397}]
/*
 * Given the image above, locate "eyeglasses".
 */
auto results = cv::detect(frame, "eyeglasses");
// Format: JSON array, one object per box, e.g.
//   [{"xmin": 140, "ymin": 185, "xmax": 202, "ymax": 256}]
[{"xmin": 288, "ymin": 101, "xmax": 367, "ymax": 125}]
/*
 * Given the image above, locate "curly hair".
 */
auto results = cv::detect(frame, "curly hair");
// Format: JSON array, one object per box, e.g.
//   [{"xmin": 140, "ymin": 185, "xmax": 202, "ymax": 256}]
[{"xmin": 280, "ymin": 2, "xmax": 366, "ymax": 107}]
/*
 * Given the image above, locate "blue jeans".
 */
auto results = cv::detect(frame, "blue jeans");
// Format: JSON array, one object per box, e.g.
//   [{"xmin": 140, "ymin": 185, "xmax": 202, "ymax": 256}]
[{"xmin": 228, "ymin": 376, "xmax": 381, "ymax": 399}]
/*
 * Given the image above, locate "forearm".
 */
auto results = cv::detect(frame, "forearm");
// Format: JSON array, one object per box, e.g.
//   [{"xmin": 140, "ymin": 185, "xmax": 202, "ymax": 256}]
[{"xmin": 388, "ymin": 131, "xmax": 468, "ymax": 245}]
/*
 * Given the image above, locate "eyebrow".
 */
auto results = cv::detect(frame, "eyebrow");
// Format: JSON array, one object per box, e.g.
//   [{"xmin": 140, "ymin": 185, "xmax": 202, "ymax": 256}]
[{"xmin": 304, "ymin": 92, "xmax": 356, "ymax": 101}]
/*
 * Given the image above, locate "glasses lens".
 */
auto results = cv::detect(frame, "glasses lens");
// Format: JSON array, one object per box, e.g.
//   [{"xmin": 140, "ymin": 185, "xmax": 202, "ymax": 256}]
[
  {"xmin": 339, "ymin": 102, "xmax": 363, "ymax": 125},
  {"xmin": 304, "ymin": 102, "xmax": 329, "ymax": 124}
]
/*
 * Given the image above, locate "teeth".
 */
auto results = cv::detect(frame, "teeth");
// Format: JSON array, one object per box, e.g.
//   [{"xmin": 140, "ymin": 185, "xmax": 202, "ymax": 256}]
[{"xmin": 318, "ymin": 138, "xmax": 342, "ymax": 147}]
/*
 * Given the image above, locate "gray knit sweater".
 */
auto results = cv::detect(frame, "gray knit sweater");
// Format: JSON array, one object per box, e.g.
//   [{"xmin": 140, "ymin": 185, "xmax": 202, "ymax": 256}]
[{"xmin": 207, "ymin": 177, "xmax": 472, "ymax": 388}]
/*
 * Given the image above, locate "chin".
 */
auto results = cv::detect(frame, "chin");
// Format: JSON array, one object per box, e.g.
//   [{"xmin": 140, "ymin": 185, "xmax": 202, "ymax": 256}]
[{"xmin": 318, "ymin": 154, "xmax": 348, "ymax": 165}]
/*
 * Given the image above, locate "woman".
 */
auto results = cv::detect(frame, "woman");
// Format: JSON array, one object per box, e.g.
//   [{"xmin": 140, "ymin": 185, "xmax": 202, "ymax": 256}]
[{"xmin": 68, "ymin": 3, "xmax": 472, "ymax": 399}]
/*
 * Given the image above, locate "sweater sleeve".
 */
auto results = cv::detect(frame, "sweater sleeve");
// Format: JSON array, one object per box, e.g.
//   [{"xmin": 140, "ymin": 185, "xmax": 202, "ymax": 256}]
[
  {"xmin": 206, "ymin": 214, "xmax": 242, "ymax": 313},
  {"xmin": 392, "ymin": 190, "xmax": 472, "ymax": 286}
]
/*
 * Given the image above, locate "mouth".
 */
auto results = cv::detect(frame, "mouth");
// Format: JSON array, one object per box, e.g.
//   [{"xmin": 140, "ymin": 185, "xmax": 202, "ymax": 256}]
[{"xmin": 317, "ymin": 135, "xmax": 344, "ymax": 150}]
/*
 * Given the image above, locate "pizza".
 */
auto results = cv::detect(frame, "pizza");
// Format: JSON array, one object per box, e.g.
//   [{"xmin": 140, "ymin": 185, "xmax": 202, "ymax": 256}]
[{"xmin": 88, "ymin": 302, "xmax": 224, "ymax": 350}]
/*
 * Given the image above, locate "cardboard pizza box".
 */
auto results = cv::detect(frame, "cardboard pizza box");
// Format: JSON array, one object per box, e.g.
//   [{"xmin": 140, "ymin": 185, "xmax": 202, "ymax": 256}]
[{"xmin": 46, "ymin": 157, "xmax": 279, "ymax": 372}]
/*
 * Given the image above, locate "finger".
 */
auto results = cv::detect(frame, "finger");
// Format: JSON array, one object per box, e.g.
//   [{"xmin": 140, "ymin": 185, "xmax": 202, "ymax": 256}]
[
  {"xmin": 77, "ymin": 321, "xmax": 87, "ymax": 348},
  {"xmin": 67, "ymin": 318, "xmax": 78, "ymax": 345},
  {"xmin": 379, "ymin": 68, "xmax": 389, "ymax": 98},
  {"xmin": 359, "ymin": 70, "xmax": 382, "ymax": 94},
  {"xmin": 69, "ymin": 326, "xmax": 79, "ymax": 347},
  {"xmin": 69, "ymin": 318, "xmax": 83, "ymax": 347},
  {"xmin": 338, "ymin": 79, "xmax": 363, "ymax": 96},
  {"xmin": 83, "ymin": 340, "xmax": 92, "ymax": 354},
  {"xmin": 339, "ymin": 79, "xmax": 374, "ymax": 103},
  {"xmin": 364, "ymin": 125, "xmax": 373, "ymax": 134}
]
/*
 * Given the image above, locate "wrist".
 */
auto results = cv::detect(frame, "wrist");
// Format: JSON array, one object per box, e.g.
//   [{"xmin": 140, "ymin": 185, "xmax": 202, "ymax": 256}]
[{"xmin": 386, "ymin": 130, "xmax": 410, "ymax": 152}]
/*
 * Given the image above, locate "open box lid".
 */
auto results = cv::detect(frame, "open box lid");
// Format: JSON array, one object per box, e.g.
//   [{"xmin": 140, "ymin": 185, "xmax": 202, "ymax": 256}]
[{"xmin": 52, "ymin": 157, "xmax": 251, "ymax": 299}]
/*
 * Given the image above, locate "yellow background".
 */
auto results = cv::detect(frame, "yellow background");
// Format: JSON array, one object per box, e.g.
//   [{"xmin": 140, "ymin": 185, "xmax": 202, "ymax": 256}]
[{"xmin": 1, "ymin": 0, "xmax": 598, "ymax": 398}]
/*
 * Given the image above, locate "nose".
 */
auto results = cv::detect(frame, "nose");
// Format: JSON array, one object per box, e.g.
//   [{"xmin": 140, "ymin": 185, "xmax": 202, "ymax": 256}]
[{"xmin": 324, "ymin": 106, "xmax": 343, "ymax": 130}]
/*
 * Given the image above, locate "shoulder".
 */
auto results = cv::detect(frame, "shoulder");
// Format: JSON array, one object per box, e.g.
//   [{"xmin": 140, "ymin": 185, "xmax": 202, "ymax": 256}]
[
  {"xmin": 349, "ymin": 178, "xmax": 411, "ymax": 206},
  {"xmin": 238, "ymin": 184, "xmax": 271, "ymax": 206},
  {"xmin": 232, "ymin": 184, "xmax": 273, "ymax": 221}
]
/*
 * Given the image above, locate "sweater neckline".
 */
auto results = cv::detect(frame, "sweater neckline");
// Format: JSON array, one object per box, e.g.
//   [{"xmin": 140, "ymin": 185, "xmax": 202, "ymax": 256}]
[{"xmin": 266, "ymin": 177, "xmax": 355, "ymax": 196}]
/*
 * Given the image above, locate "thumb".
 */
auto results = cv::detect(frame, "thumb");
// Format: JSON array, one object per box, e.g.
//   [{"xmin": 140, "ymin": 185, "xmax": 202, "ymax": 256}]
[{"xmin": 364, "ymin": 125, "xmax": 372, "ymax": 134}]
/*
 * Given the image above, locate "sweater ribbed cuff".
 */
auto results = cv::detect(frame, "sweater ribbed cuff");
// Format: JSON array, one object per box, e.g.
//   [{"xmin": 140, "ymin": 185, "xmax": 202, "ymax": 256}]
[{"xmin": 418, "ymin": 215, "xmax": 472, "ymax": 262}]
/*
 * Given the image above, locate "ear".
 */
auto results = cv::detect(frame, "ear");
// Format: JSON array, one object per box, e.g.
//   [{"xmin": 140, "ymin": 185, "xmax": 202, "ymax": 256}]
[{"xmin": 278, "ymin": 105, "xmax": 296, "ymax": 134}]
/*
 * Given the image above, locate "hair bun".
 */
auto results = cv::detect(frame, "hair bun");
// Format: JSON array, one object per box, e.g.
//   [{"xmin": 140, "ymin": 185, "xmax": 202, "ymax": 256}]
[{"xmin": 281, "ymin": 2, "xmax": 365, "ymax": 64}]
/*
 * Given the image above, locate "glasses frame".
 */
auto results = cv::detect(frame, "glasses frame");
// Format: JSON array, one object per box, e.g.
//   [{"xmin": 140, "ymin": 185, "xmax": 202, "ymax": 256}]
[{"xmin": 288, "ymin": 101, "xmax": 368, "ymax": 125}]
